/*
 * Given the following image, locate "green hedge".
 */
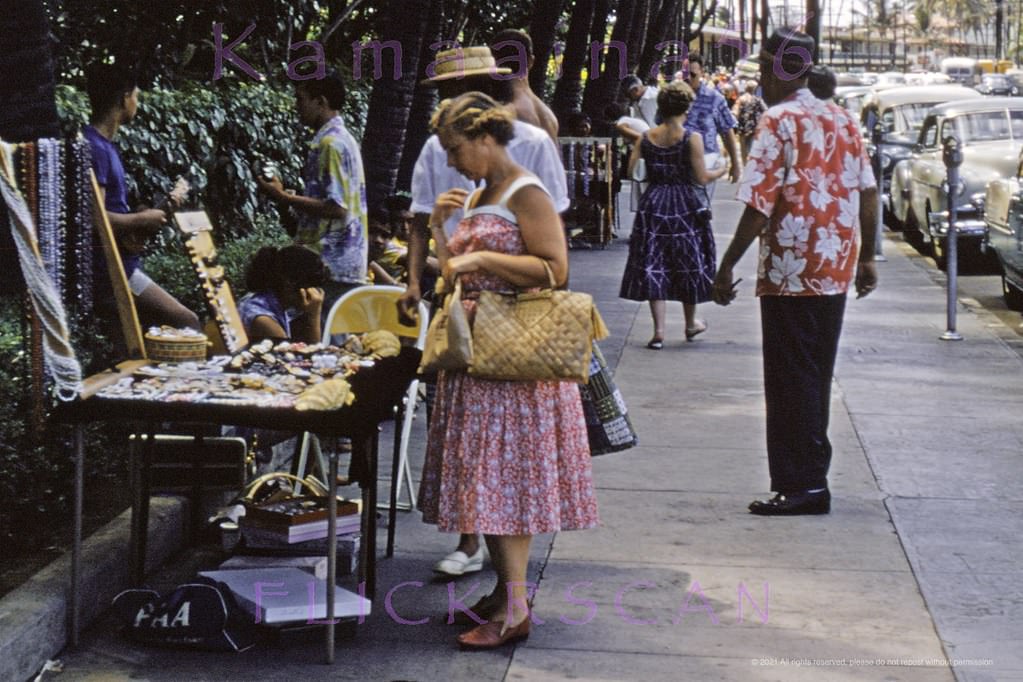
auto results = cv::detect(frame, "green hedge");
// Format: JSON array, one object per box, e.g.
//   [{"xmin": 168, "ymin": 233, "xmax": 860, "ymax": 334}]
[{"xmin": 56, "ymin": 75, "xmax": 369, "ymax": 236}]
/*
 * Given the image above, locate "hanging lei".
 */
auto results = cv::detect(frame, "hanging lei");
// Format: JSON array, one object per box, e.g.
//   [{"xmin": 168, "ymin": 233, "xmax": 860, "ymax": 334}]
[
  {"xmin": 1, "ymin": 141, "xmax": 83, "ymax": 402},
  {"xmin": 66, "ymin": 136, "xmax": 93, "ymax": 316},
  {"xmin": 17, "ymin": 142, "xmax": 47, "ymax": 432},
  {"xmin": 563, "ymin": 140, "xmax": 575, "ymax": 201},
  {"xmin": 38, "ymin": 139, "xmax": 67, "ymax": 302},
  {"xmin": 581, "ymin": 140, "xmax": 591, "ymax": 199}
]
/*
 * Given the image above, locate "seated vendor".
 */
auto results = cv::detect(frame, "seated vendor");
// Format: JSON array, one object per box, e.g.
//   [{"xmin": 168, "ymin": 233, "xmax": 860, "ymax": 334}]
[
  {"xmin": 83, "ymin": 62, "xmax": 200, "ymax": 332},
  {"xmin": 237, "ymin": 245, "xmax": 328, "ymax": 344},
  {"xmin": 368, "ymin": 208, "xmax": 406, "ymax": 286}
]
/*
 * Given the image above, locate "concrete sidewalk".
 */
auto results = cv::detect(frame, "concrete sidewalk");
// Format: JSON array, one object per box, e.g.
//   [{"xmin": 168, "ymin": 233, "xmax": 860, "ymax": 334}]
[{"xmin": 40, "ymin": 185, "xmax": 1021, "ymax": 681}]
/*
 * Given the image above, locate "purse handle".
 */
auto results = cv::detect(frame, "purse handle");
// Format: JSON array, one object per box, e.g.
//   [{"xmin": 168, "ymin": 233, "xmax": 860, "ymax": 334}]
[
  {"xmin": 537, "ymin": 257, "xmax": 558, "ymax": 290},
  {"xmin": 239, "ymin": 472, "xmax": 329, "ymax": 502}
]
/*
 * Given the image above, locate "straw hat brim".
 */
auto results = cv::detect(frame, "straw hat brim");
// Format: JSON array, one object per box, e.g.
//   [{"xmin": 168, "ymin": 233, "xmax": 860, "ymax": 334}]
[{"xmin": 422, "ymin": 66, "xmax": 514, "ymax": 84}]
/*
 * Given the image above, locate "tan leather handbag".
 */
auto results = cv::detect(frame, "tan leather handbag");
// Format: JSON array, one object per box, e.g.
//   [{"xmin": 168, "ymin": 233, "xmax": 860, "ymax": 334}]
[
  {"xmin": 469, "ymin": 260, "xmax": 609, "ymax": 383},
  {"xmin": 418, "ymin": 278, "xmax": 474, "ymax": 374}
]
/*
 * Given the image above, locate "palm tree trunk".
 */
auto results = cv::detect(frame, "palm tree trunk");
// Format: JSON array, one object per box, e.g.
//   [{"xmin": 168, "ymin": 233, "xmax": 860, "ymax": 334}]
[
  {"xmin": 628, "ymin": 0, "xmax": 654, "ymax": 74},
  {"xmin": 360, "ymin": 0, "xmax": 431, "ymax": 210},
  {"xmin": 0, "ymin": 0, "xmax": 59, "ymax": 142},
  {"xmin": 552, "ymin": 0, "xmax": 598, "ymax": 123},
  {"xmin": 396, "ymin": 0, "xmax": 443, "ymax": 192},
  {"xmin": 581, "ymin": 0, "xmax": 617, "ymax": 116},
  {"xmin": 806, "ymin": 0, "xmax": 821, "ymax": 62},
  {"xmin": 639, "ymin": 0, "xmax": 684, "ymax": 79},
  {"xmin": 528, "ymin": 0, "xmax": 571, "ymax": 97}
]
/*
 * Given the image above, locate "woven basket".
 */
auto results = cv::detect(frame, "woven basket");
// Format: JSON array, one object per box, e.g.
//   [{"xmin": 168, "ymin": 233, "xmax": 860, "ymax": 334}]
[{"xmin": 145, "ymin": 332, "xmax": 208, "ymax": 362}]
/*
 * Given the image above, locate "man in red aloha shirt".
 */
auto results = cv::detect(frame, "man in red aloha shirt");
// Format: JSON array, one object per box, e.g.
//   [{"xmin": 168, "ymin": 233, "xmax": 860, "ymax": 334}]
[{"xmin": 712, "ymin": 28, "xmax": 879, "ymax": 516}]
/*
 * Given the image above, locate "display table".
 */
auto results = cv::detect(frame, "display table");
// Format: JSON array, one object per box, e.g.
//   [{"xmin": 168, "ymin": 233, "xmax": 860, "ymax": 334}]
[{"xmin": 52, "ymin": 347, "xmax": 421, "ymax": 663}]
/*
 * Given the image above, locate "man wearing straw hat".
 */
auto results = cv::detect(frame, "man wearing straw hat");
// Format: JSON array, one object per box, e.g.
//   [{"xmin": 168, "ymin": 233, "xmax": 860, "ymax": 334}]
[{"xmin": 397, "ymin": 44, "xmax": 569, "ymax": 577}]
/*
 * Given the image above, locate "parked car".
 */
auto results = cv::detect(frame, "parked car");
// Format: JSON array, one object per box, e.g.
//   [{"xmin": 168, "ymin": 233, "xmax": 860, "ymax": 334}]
[
  {"xmin": 906, "ymin": 72, "xmax": 953, "ymax": 86},
  {"xmin": 834, "ymin": 85, "xmax": 872, "ymax": 118},
  {"xmin": 975, "ymin": 74, "xmax": 1017, "ymax": 96},
  {"xmin": 890, "ymin": 97, "xmax": 1023, "ymax": 268},
  {"xmin": 875, "ymin": 71, "xmax": 907, "ymax": 87},
  {"xmin": 982, "ymin": 149, "xmax": 1023, "ymax": 308},
  {"xmin": 1005, "ymin": 69, "xmax": 1023, "ymax": 94},
  {"xmin": 859, "ymin": 85, "xmax": 977, "ymax": 220}
]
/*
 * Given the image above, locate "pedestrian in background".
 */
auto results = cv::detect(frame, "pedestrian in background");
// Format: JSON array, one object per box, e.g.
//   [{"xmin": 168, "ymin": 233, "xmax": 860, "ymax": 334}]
[
  {"xmin": 620, "ymin": 81, "xmax": 728, "ymax": 349},
  {"xmin": 682, "ymin": 53, "xmax": 742, "ymax": 198},
  {"xmin": 733, "ymin": 81, "xmax": 767, "ymax": 166},
  {"xmin": 712, "ymin": 28, "xmax": 879, "ymax": 516},
  {"xmin": 489, "ymin": 29, "xmax": 559, "ymax": 140}
]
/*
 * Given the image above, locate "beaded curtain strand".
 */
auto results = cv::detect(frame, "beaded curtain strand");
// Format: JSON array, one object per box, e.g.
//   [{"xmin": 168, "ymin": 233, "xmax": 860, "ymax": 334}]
[{"xmin": 18, "ymin": 142, "xmax": 47, "ymax": 434}]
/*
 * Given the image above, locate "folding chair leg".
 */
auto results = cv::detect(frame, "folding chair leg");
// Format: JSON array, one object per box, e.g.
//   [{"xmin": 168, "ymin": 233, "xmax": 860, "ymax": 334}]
[
  {"xmin": 293, "ymin": 433, "xmax": 313, "ymax": 494},
  {"xmin": 396, "ymin": 379, "xmax": 419, "ymax": 510},
  {"xmin": 385, "ymin": 404, "xmax": 401, "ymax": 558}
]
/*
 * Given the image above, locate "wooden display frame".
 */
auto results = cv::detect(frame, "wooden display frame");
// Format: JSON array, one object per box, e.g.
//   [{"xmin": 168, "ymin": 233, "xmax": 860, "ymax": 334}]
[
  {"xmin": 174, "ymin": 211, "xmax": 248, "ymax": 354},
  {"xmin": 90, "ymin": 171, "xmax": 146, "ymax": 359}
]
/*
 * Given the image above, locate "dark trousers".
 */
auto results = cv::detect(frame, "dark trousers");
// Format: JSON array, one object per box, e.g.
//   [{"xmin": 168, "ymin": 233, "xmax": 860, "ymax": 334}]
[{"xmin": 760, "ymin": 294, "xmax": 847, "ymax": 494}]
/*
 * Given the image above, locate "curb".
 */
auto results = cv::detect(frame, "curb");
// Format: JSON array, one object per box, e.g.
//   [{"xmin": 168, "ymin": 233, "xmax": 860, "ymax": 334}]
[{"xmin": 0, "ymin": 496, "xmax": 189, "ymax": 682}]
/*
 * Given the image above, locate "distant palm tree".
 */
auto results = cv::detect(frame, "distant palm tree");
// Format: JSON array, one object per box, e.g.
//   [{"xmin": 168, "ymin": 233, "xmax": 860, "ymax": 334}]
[{"xmin": 914, "ymin": 0, "xmax": 933, "ymax": 36}]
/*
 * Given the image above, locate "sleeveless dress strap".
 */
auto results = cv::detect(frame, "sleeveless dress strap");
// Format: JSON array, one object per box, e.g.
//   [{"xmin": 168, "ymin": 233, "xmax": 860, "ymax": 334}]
[
  {"xmin": 464, "ymin": 186, "xmax": 485, "ymax": 211},
  {"xmin": 496, "ymin": 175, "xmax": 548, "ymax": 209}
]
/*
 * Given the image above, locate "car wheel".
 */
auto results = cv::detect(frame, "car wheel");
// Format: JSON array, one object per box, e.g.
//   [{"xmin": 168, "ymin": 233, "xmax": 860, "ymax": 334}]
[
  {"xmin": 883, "ymin": 204, "xmax": 902, "ymax": 231},
  {"xmin": 931, "ymin": 236, "xmax": 948, "ymax": 270},
  {"xmin": 1003, "ymin": 275, "xmax": 1023, "ymax": 311},
  {"xmin": 904, "ymin": 208, "xmax": 923, "ymax": 249}
]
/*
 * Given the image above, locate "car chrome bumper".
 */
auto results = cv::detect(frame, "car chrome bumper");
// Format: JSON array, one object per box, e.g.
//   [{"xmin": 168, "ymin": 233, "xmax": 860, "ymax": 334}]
[{"xmin": 927, "ymin": 211, "xmax": 987, "ymax": 237}]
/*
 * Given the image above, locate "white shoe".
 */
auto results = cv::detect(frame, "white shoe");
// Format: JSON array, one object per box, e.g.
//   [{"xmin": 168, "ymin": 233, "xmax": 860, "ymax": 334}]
[{"xmin": 433, "ymin": 548, "xmax": 484, "ymax": 576}]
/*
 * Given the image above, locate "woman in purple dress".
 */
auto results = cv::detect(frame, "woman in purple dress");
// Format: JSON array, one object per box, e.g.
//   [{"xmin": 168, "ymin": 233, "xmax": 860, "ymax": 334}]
[{"xmin": 619, "ymin": 81, "xmax": 728, "ymax": 349}]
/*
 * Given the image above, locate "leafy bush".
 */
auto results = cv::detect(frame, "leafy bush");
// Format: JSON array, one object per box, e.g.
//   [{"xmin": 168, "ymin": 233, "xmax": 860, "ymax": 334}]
[
  {"xmin": 55, "ymin": 76, "xmax": 370, "ymax": 236},
  {"xmin": 0, "ymin": 298, "xmax": 128, "ymax": 554}
]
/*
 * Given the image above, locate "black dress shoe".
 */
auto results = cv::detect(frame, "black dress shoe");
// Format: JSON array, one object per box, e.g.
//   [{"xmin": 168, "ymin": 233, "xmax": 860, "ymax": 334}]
[{"xmin": 748, "ymin": 490, "xmax": 830, "ymax": 516}]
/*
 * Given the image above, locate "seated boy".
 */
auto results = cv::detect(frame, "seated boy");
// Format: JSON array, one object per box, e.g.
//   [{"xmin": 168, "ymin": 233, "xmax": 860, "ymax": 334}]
[{"xmin": 83, "ymin": 63, "xmax": 200, "ymax": 332}]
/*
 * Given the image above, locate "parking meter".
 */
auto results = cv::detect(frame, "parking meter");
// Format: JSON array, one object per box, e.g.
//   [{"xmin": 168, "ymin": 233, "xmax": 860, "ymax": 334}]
[
  {"xmin": 941, "ymin": 134, "xmax": 963, "ymax": 341},
  {"xmin": 872, "ymin": 121, "xmax": 886, "ymax": 260}
]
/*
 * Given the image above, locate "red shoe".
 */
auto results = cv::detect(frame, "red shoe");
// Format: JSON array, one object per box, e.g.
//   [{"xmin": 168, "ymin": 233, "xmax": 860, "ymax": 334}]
[{"xmin": 457, "ymin": 616, "xmax": 530, "ymax": 650}]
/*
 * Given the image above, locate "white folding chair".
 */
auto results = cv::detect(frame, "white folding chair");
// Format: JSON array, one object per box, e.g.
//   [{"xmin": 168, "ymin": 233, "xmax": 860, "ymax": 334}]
[{"xmin": 294, "ymin": 285, "xmax": 428, "ymax": 555}]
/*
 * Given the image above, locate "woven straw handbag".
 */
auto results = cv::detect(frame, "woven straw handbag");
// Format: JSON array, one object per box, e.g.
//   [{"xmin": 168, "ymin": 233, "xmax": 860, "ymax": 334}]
[
  {"xmin": 469, "ymin": 260, "xmax": 609, "ymax": 383},
  {"xmin": 418, "ymin": 278, "xmax": 474, "ymax": 374}
]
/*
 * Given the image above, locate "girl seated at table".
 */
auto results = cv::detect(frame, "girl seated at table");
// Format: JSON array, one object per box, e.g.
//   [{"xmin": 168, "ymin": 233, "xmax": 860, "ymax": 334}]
[{"xmin": 238, "ymin": 245, "xmax": 328, "ymax": 344}]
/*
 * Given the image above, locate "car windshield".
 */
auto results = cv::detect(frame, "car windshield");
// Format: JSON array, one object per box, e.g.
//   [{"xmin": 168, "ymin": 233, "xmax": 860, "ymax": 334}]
[
  {"xmin": 985, "ymin": 75, "xmax": 1009, "ymax": 86},
  {"xmin": 948, "ymin": 110, "xmax": 1013, "ymax": 142},
  {"xmin": 891, "ymin": 103, "xmax": 937, "ymax": 133},
  {"xmin": 841, "ymin": 94, "xmax": 866, "ymax": 116}
]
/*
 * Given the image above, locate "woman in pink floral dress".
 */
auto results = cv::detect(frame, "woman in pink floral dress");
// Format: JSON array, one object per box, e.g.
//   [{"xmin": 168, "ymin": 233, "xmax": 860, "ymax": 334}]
[{"xmin": 418, "ymin": 92, "xmax": 599, "ymax": 650}]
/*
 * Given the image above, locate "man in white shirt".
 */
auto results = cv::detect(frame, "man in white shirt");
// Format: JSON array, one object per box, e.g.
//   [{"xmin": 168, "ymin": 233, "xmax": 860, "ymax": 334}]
[{"xmin": 623, "ymin": 74, "xmax": 659, "ymax": 129}]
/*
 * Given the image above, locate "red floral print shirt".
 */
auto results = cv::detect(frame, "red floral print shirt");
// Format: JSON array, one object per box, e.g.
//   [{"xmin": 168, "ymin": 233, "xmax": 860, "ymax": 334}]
[{"xmin": 737, "ymin": 88, "xmax": 876, "ymax": 296}]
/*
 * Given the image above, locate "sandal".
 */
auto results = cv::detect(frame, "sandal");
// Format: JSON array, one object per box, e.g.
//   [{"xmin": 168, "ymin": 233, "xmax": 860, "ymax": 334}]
[
  {"xmin": 646, "ymin": 338, "xmax": 664, "ymax": 350},
  {"xmin": 433, "ymin": 547, "xmax": 484, "ymax": 576},
  {"xmin": 685, "ymin": 321, "xmax": 708, "ymax": 342}
]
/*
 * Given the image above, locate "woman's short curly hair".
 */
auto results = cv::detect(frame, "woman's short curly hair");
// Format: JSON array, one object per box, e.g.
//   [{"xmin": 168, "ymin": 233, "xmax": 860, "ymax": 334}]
[
  {"xmin": 656, "ymin": 81, "xmax": 696, "ymax": 118},
  {"xmin": 430, "ymin": 91, "xmax": 515, "ymax": 145}
]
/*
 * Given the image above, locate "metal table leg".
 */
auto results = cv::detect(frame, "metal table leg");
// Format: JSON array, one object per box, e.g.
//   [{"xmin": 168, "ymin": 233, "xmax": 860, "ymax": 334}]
[
  {"xmin": 130, "ymin": 425, "xmax": 156, "ymax": 586},
  {"xmin": 70, "ymin": 424, "xmax": 84, "ymax": 647},
  {"xmin": 326, "ymin": 444, "xmax": 338, "ymax": 664}
]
